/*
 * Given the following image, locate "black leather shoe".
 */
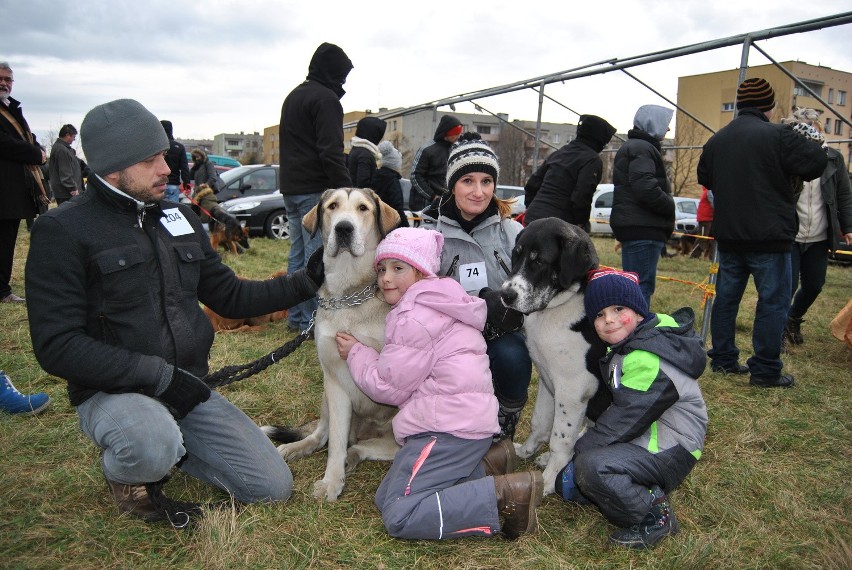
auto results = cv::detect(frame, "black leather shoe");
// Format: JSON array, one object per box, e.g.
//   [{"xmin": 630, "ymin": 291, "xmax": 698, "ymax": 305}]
[
  {"xmin": 749, "ymin": 374, "xmax": 795, "ymax": 388},
  {"xmin": 710, "ymin": 363, "xmax": 749, "ymax": 375}
]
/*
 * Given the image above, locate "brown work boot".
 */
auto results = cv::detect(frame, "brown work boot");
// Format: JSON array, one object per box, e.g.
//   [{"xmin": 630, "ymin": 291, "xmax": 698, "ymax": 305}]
[
  {"xmin": 105, "ymin": 478, "xmax": 165, "ymax": 522},
  {"xmin": 494, "ymin": 470, "xmax": 543, "ymax": 539},
  {"xmin": 482, "ymin": 438, "xmax": 518, "ymax": 476}
]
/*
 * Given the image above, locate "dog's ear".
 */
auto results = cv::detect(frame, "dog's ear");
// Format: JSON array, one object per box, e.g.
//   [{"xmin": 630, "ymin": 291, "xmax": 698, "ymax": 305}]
[
  {"xmin": 303, "ymin": 192, "xmax": 325, "ymax": 237},
  {"xmin": 558, "ymin": 228, "xmax": 599, "ymax": 289},
  {"xmin": 375, "ymin": 193, "xmax": 401, "ymax": 237}
]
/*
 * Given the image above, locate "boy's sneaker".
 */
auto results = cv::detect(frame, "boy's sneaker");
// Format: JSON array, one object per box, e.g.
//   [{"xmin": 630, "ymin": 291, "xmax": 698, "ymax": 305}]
[
  {"xmin": 0, "ymin": 371, "xmax": 51, "ymax": 415},
  {"xmin": 609, "ymin": 487, "xmax": 679, "ymax": 549}
]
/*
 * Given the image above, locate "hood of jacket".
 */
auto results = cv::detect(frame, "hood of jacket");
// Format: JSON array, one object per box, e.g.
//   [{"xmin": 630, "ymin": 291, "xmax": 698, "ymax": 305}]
[
  {"xmin": 306, "ymin": 42, "xmax": 353, "ymax": 99},
  {"xmin": 576, "ymin": 114, "xmax": 617, "ymax": 153},
  {"xmin": 355, "ymin": 116, "xmax": 387, "ymax": 145},
  {"xmin": 395, "ymin": 277, "xmax": 486, "ymax": 331},
  {"xmin": 433, "ymin": 114, "xmax": 463, "ymax": 142},
  {"xmin": 632, "ymin": 105, "xmax": 673, "ymax": 141},
  {"xmin": 160, "ymin": 120, "xmax": 174, "ymax": 141}
]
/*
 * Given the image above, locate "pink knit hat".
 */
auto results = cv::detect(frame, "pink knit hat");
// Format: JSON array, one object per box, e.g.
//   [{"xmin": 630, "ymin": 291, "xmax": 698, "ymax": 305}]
[{"xmin": 375, "ymin": 228, "xmax": 444, "ymax": 277}]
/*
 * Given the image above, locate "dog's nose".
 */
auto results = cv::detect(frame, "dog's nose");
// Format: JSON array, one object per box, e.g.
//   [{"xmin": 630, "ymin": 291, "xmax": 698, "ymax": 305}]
[
  {"xmin": 501, "ymin": 287, "xmax": 517, "ymax": 306},
  {"xmin": 334, "ymin": 221, "xmax": 354, "ymax": 247}
]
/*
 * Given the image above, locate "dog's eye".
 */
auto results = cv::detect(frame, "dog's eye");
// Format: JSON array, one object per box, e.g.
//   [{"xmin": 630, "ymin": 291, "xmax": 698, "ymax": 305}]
[
  {"xmin": 327, "ymin": 202, "xmax": 338, "ymax": 210},
  {"xmin": 358, "ymin": 204, "xmax": 369, "ymax": 212}
]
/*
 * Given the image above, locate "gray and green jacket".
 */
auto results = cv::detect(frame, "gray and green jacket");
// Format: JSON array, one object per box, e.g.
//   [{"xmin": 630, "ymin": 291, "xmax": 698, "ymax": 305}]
[{"xmin": 575, "ymin": 307, "xmax": 708, "ymax": 460}]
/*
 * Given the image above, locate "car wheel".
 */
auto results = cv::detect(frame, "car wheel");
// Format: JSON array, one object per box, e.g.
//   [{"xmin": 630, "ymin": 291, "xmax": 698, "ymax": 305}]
[{"xmin": 264, "ymin": 209, "xmax": 289, "ymax": 240}]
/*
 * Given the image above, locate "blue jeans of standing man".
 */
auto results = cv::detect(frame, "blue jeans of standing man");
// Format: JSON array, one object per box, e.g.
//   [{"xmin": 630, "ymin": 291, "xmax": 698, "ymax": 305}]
[
  {"xmin": 486, "ymin": 331, "xmax": 533, "ymax": 403},
  {"xmin": 76, "ymin": 391, "xmax": 293, "ymax": 503},
  {"xmin": 165, "ymin": 184, "xmax": 181, "ymax": 203},
  {"xmin": 708, "ymin": 250, "xmax": 791, "ymax": 380},
  {"xmin": 283, "ymin": 193, "xmax": 322, "ymax": 332},
  {"xmin": 620, "ymin": 239, "xmax": 664, "ymax": 307}
]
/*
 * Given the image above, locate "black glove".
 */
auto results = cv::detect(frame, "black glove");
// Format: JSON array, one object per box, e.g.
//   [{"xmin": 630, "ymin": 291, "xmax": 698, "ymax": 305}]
[
  {"xmin": 156, "ymin": 368, "xmax": 211, "ymax": 420},
  {"xmin": 306, "ymin": 246, "xmax": 325, "ymax": 287},
  {"xmin": 479, "ymin": 288, "xmax": 524, "ymax": 333}
]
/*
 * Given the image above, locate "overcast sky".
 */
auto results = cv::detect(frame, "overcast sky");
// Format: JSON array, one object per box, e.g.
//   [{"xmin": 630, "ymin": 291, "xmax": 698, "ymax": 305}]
[{"xmin": 3, "ymin": 0, "xmax": 850, "ymax": 154}]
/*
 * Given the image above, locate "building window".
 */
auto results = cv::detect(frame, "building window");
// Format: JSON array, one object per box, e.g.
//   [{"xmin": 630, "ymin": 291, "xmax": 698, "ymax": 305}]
[
  {"xmin": 835, "ymin": 120, "xmax": 843, "ymax": 135},
  {"xmin": 553, "ymin": 133, "xmax": 560, "ymax": 144},
  {"xmin": 476, "ymin": 125, "xmax": 491, "ymax": 135},
  {"xmin": 825, "ymin": 118, "xmax": 831, "ymax": 132},
  {"xmin": 794, "ymin": 80, "xmax": 823, "ymax": 98},
  {"xmin": 722, "ymin": 102, "xmax": 735, "ymax": 112},
  {"xmin": 390, "ymin": 120, "xmax": 397, "ymax": 131},
  {"xmin": 828, "ymin": 88, "xmax": 835, "ymax": 104},
  {"xmin": 839, "ymin": 91, "xmax": 847, "ymax": 106}
]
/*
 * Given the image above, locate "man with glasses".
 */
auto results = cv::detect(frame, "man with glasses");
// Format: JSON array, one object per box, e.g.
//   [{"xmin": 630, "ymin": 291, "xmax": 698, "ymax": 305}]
[{"xmin": 0, "ymin": 61, "xmax": 47, "ymax": 304}]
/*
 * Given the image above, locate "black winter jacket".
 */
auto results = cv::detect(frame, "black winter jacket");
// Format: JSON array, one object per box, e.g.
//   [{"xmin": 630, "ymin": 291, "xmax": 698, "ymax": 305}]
[
  {"xmin": 280, "ymin": 43, "xmax": 353, "ymax": 196},
  {"xmin": 165, "ymin": 140, "xmax": 191, "ymax": 186},
  {"xmin": 0, "ymin": 97, "xmax": 42, "ymax": 220},
  {"xmin": 523, "ymin": 139, "xmax": 604, "ymax": 230},
  {"xmin": 611, "ymin": 129, "xmax": 674, "ymax": 242},
  {"xmin": 347, "ymin": 116, "xmax": 386, "ymax": 188},
  {"xmin": 409, "ymin": 115, "xmax": 462, "ymax": 212},
  {"xmin": 697, "ymin": 108, "xmax": 828, "ymax": 252},
  {"xmin": 372, "ymin": 166, "xmax": 409, "ymax": 228},
  {"xmin": 25, "ymin": 175, "xmax": 318, "ymax": 406}
]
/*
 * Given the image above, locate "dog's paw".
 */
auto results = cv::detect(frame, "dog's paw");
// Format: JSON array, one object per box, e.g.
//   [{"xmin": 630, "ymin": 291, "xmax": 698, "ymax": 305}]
[
  {"xmin": 345, "ymin": 448, "xmax": 362, "ymax": 474},
  {"xmin": 313, "ymin": 478, "xmax": 344, "ymax": 502},
  {"xmin": 534, "ymin": 451, "xmax": 551, "ymax": 469},
  {"xmin": 276, "ymin": 442, "xmax": 305, "ymax": 461},
  {"xmin": 515, "ymin": 440, "xmax": 538, "ymax": 460}
]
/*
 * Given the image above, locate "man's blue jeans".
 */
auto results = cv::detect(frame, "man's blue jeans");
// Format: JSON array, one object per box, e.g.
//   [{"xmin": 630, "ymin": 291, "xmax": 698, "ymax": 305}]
[
  {"xmin": 283, "ymin": 193, "xmax": 322, "ymax": 332},
  {"xmin": 620, "ymin": 239, "xmax": 664, "ymax": 307},
  {"xmin": 77, "ymin": 391, "xmax": 293, "ymax": 503},
  {"xmin": 164, "ymin": 184, "xmax": 181, "ymax": 203},
  {"xmin": 709, "ymin": 250, "xmax": 791, "ymax": 379}
]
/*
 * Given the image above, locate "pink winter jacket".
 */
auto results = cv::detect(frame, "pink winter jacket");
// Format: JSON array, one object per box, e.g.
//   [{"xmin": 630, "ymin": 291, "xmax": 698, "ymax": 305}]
[{"xmin": 346, "ymin": 277, "xmax": 499, "ymax": 444}]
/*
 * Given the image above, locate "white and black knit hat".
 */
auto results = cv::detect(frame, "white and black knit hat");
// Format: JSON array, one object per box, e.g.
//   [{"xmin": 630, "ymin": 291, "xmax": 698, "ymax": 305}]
[{"xmin": 446, "ymin": 132, "xmax": 499, "ymax": 191}]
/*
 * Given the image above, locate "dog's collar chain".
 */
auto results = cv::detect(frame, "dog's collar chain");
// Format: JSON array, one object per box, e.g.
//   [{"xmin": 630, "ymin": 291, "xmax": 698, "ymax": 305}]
[{"xmin": 318, "ymin": 284, "xmax": 378, "ymax": 311}]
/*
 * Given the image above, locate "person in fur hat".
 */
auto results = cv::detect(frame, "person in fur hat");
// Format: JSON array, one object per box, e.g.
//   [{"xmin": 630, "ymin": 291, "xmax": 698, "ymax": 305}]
[
  {"xmin": 347, "ymin": 116, "xmax": 386, "ymax": 189},
  {"xmin": 372, "ymin": 140, "xmax": 409, "ymax": 228},
  {"xmin": 336, "ymin": 227, "xmax": 543, "ymax": 540},
  {"xmin": 524, "ymin": 114, "xmax": 616, "ymax": 230}
]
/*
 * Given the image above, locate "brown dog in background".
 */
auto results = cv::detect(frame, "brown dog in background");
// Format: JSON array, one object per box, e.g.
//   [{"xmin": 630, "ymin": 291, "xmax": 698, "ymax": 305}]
[{"xmin": 203, "ymin": 270, "xmax": 288, "ymax": 332}]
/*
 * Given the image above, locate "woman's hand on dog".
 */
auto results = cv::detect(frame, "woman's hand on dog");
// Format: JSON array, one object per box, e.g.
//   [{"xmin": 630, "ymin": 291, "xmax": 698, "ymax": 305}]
[{"xmin": 335, "ymin": 332, "xmax": 358, "ymax": 360}]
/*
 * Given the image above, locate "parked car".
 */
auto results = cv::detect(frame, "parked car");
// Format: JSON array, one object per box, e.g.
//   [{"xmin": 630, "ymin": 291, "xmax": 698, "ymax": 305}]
[
  {"xmin": 829, "ymin": 234, "xmax": 852, "ymax": 264},
  {"xmin": 215, "ymin": 164, "xmax": 279, "ymax": 201},
  {"xmin": 185, "ymin": 152, "xmax": 241, "ymax": 172},
  {"xmin": 589, "ymin": 184, "xmax": 700, "ymax": 235},
  {"xmin": 496, "ymin": 185, "xmax": 526, "ymax": 219},
  {"xmin": 222, "ymin": 177, "xmax": 414, "ymax": 240},
  {"xmin": 221, "ymin": 191, "xmax": 289, "ymax": 240}
]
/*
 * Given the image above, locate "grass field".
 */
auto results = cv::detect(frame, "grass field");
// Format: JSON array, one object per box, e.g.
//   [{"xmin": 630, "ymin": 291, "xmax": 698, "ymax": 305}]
[{"xmin": 2, "ymin": 227, "xmax": 850, "ymax": 570}]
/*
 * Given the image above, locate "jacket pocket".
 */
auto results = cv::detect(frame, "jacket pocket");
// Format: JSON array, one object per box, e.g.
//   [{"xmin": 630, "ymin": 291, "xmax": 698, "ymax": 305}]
[
  {"xmin": 93, "ymin": 245, "xmax": 147, "ymax": 302},
  {"xmin": 173, "ymin": 242, "xmax": 202, "ymax": 290}
]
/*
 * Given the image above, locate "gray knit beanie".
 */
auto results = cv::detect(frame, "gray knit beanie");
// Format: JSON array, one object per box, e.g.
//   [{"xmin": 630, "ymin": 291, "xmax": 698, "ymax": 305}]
[
  {"xmin": 378, "ymin": 141, "xmax": 402, "ymax": 173},
  {"xmin": 81, "ymin": 99, "xmax": 169, "ymax": 176}
]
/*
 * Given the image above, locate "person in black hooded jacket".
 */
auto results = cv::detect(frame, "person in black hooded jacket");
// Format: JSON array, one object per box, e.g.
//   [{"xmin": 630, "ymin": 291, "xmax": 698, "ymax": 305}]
[
  {"xmin": 347, "ymin": 116, "xmax": 386, "ymax": 188},
  {"xmin": 279, "ymin": 42, "xmax": 353, "ymax": 333},
  {"xmin": 409, "ymin": 114, "xmax": 463, "ymax": 212},
  {"xmin": 524, "ymin": 114, "xmax": 616, "ymax": 230}
]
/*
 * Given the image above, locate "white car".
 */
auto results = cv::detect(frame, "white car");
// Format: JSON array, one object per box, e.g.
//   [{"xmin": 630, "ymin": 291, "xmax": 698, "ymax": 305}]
[{"xmin": 589, "ymin": 184, "xmax": 699, "ymax": 235}]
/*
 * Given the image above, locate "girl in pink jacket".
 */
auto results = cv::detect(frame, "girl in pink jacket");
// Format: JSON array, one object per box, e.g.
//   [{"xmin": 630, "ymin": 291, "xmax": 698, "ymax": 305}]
[{"xmin": 336, "ymin": 227, "xmax": 543, "ymax": 540}]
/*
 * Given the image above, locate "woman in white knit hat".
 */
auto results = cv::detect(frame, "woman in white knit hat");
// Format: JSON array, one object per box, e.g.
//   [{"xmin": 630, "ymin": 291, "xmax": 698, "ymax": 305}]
[{"xmin": 420, "ymin": 132, "xmax": 531, "ymax": 442}]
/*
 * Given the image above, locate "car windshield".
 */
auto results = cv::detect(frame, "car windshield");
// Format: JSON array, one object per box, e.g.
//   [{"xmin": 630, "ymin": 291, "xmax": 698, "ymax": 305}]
[{"xmin": 219, "ymin": 166, "xmax": 255, "ymax": 185}]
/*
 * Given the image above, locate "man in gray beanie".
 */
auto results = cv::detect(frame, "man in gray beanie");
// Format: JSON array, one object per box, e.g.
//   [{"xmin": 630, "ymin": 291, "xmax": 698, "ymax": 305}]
[{"xmin": 24, "ymin": 99, "xmax": 326, "ymax": 525}]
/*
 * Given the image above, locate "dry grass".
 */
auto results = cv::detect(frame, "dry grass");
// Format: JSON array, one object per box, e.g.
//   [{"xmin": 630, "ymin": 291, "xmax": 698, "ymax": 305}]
[{"xmin": 1, "ymin": 227, "xmax": 850, "ymax": 569}]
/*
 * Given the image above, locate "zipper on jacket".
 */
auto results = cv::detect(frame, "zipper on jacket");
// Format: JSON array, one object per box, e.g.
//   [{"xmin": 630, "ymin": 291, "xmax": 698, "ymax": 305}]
[
  {"xmin": 493, "ymin": 250, "xmax": 511, "ymax": 276},
  {"xmin": 444, "ymin": 255, "xmax": 459, "ymax": 278}
]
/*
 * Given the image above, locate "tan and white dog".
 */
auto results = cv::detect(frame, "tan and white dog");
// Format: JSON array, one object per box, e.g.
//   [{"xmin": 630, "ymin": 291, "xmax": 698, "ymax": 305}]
[{"xmin": 263, "ymin": 188, "xmax": 401, "ymax": 501}]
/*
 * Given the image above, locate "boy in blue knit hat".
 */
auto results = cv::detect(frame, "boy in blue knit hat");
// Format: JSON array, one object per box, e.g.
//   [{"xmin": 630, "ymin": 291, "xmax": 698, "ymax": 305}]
[{"xmin": 555, "ymin": 268, "xmax": 708, "ymax": 549}]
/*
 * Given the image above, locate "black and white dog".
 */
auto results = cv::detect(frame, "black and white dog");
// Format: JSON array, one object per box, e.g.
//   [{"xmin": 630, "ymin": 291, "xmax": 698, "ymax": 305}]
[{"xmin": 500, "ymin": 218, "xmax": 610, "ymax": 495}]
